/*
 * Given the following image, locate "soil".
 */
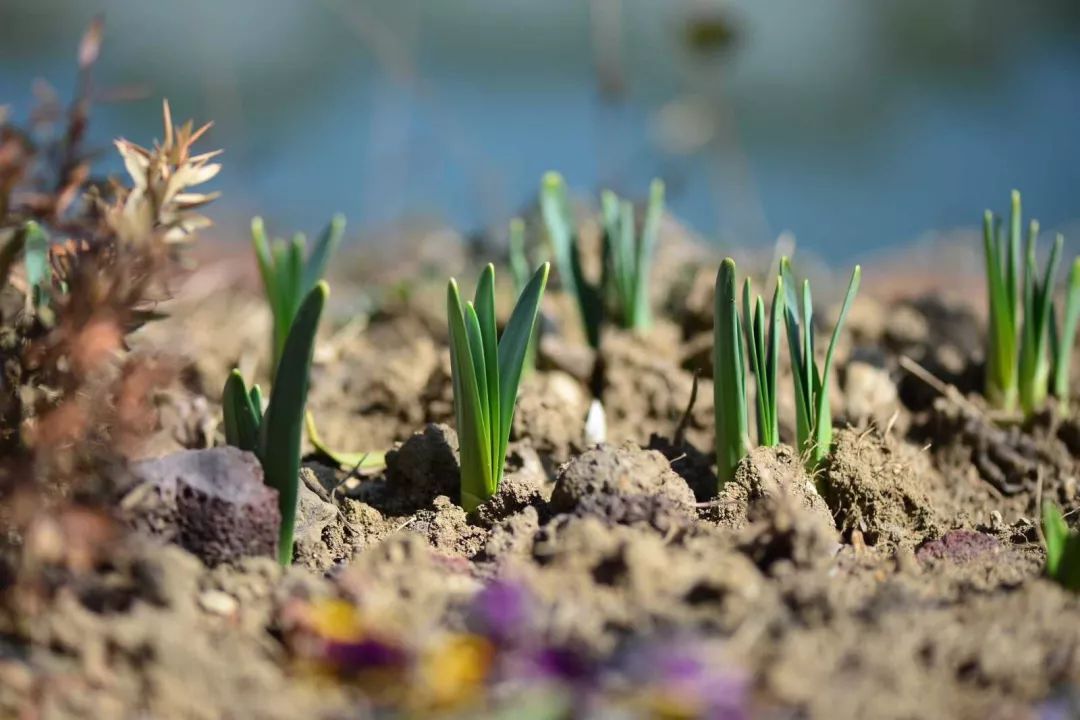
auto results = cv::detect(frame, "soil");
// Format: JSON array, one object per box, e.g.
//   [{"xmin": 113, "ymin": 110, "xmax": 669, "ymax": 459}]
[{"xmin": 4, "ymin": 235, "xmax": 1080, "ymax": 720}]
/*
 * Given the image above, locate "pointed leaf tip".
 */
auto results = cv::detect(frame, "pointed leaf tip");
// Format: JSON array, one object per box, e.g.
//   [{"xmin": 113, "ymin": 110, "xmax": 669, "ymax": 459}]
[{"xmin": 542, "ymin": 172, "xmax": 564, "ymax": 189}]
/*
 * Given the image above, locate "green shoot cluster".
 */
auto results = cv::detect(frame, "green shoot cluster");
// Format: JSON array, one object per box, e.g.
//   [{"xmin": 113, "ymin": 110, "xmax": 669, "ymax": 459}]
[
  {"xmin": 540, "ymin": 173, "xmax": 664, "ymax": 347},
  {"xmin": 508, "ymin": 217, "xmax": 541, "ymax": 374},
  {"xmin": 252, "ymin": 215, "xmax": 344, "ymax": 374},
  {"xmin": 782, "ymin": 258, "xmax": 861, "ymax": 470},
  {"xmin": 447, "ymin": 263, "xmax": 549, "ymax": 511},
  {"xmin": 714, "ymin": 257, "xmax": 860, "ymax": 487},
  {"xmin": 0, "ymin": 221, "xmax": 65, "ymax": 321},
  {"xmin": 982, "ymin": 191, "xmax": 1080, "ymax": 416},
  {"xmin": 1052, "ymin": 259, "xmax": 1080, "ymax": 413},
  {"xmin": 1043, "ymin": 501, "xmax": 1080, "ymax": 591},
  {"xmin": 222, "ymin": 282, "xmax": 327, "ymax": 565}
]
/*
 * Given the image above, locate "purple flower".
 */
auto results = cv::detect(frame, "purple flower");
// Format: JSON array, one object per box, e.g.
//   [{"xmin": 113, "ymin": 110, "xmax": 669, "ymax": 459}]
[
  {"xmin": 469, "ymin": 580, "xmax": 531, "ymax": 646},
  {"xmin": 1038, "ymin": 688, "xmax": 1080, "ymax": 720},
  {"xmin": 531, "ymin": 646, "xmax": 596, "ymax": 685},
  {"xmin": 324, "ymin": 638, "xmax": 408, "ymax": 672},
  {"xmin": 617, "ymin": 636, "xmax": 749, "ymax": 720}
]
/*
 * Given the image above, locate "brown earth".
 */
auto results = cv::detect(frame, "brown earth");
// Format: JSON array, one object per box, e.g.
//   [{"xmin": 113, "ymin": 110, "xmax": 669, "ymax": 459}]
[{"xmin": 3, "ymin": 237, "xmax": 1079, "ymax": 720}]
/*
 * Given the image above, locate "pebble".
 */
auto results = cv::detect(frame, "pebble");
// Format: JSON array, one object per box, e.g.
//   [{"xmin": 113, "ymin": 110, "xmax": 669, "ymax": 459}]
[{"xmin": 198, "ymin": 590, "xmax": 239, "ymax": 617}]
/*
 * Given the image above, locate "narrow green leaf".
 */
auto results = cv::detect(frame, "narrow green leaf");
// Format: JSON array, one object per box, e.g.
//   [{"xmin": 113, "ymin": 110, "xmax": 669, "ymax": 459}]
[
  {"xmin": 508, "ymin": 217, "xmax": 529, "ymax": 292},
  {"xmin": 540, "ymin": 172, "xmax": 602, "ymax": 347},
  {"xmin": 23, "ymin": 222, "xmax": 50, "ymax": 308},
  {"xmin": 301, "ymin": 214, "xmax": 345, "ymax": 294},
  {"xmin": 287, "ymin": 235, "xmax": 306, "ymax": 318},
  {"xmin": 259, "ymin": 282, "xmax": 327, "ymax": 565},
  {"xmin": 496, "ymin": 263, "xmax": 549, "ymax": 473},
  {"xmin": 249, "ymin": 384, "xmax": 264, "ymax": 425},
  {"xmin": 780, "ymin": 258, "xmax": 811, "ymax": 454},
  {"xmin": 741, "ymin": 278, "xmax": 773, "ymax": 447},
  {"xmin": 812, "ymin": 265, "xmax": 861, "ymax": 465},
  {"xmin": 1044, "ymin": 500, "xmax": 1069, "ymax": 577},
  {"xmin": 304, "ymin": 412, "xmax": 386, "ymax": 471},
  {"xmin": 633, "ymin": 178, "xmax": 664, "ymax": 330},
  {"xmin": 1007, "ymin": 191, "xmax": 1022, "ymax": 334},
  {"xmin": 464, "ymin": 302, "xmax": 491, "ymax": 443},
  {"xmin": 448, "ymin": 279, "xmax": 494, "ymax": 512},
  {"xmin": 1020, "ymin": 229, "xmax": 1061, "ymax": 415},
  {"xmin": 1052, "ymin": 258, "xmax": 1080, "ymax": 408},
  {"xmin": 473, "ymin": 264, "xmax": 501, "ymax": 484},
  {"xmin": 714, "ymin": 258, "xmax": 748, "ymax": 489},
  {"xmin": 251, "ymin": 217, "xmax": 281, "ymax": 317},
  {"xmin": 766, "ymin": 278, "xmax": 784, "ymax": 446},
  {"xmin": 222, "ymin": 370, "xmax": 260, "ymax": 452}
]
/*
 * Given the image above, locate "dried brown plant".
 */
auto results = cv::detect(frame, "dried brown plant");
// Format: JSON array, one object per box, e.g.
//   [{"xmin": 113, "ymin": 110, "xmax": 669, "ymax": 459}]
[{"xmin": 0, "ymin": 20, "xmax": 221, "ymax": 500}]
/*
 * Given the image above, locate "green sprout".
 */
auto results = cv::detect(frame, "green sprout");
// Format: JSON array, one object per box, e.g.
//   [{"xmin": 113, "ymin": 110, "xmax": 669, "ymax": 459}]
[
  {"xmin": 742, "ymin": 273, "xmax": 784, "ymax": 448},
  {"xmin": 713, "ymin": 259, "xmax": 749, "ymax": 489},
  {"xmin": 980, "ymin": 191, "xmax": 1079, "ymax": 417},
  {"xmin": 23, "ymin": 222, "xmax": 50, "ymax": 311},
  {"xmin": 780, "ymin": 257, "xmax": 861, "ymax": 470},
  {"xmin": 600, "ymin": 178, "xmax": 664, "ymax": 332},
  {"xmin": 509, "ymin": 217, "xmax": 540, "ymax": 374},
  {"xmin": 1051, "ymin": 259, "xmax": 1080, "ymax": 413},
  {"xmin": 540, "ymin": 173, "xmax": 603, "ymax": 347},
  {"xmin": 0, "ymin": 222, "xmax": 55, "ymax": 317},
  {"xmin": 447, "ymin": 262, "xmax": 549, "ymax": 511},
  {"xmin": 540, "ymin": 172, "xmax": 664, "ymax": 347},
  {"xmin": 222, "ymin": 282, "xmax": 327, "ymax": 565},
  {"xmin": 1042, "ymin": 501, "xmax": 1080, "ymax": 591},
  {"xmin": 251, "ymin": 214, "xmax": 344, "ymax": 374}
]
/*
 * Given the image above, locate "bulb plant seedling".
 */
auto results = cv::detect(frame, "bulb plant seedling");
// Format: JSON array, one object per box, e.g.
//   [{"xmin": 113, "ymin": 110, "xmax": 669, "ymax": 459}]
[
  {"xmin": 780, "ymin": 257, "xmax": 861, "ymax": 471},
  {"xmin": 713, "ymin": 259, "xmax": 749, "ymax": 489},
  {"xmin": 540, "ymin": 173, "xmax": 604, "ymax": 348},
  {"xmin": 982, "ymin": 191, "xmax": 1080, "ymax": 417},
  {"xmin": 447, "ymin": 262, "xmax": 549, "ymax": 512},
  {"xmin": 600, "ymin": 178, "xmax": 665, "ymax": 332},
  {"xmin": 1051, "ymin": 259, "xmax": 1080, "ymax": 413},
  {"xmin": 251, "ymin": 214, "xmax": 344, "ymax": 375},
  {"xmin": 1042, "ymin": 501, "xmax": 1080, "ymax": 591},
  {"xmin": 540, "ymin": 172, "xmax": 664, "ymax": 348},
  {"xmin": 222, "ymin": 281, "xmax": 327, "ymax": 565},
  {"xmin": 508, "ymin": 217, "xmax": 541, "ymax": 375},
  {"xmin": 742, "ymin": 272, "xmax": 784, "ymax": 449}
]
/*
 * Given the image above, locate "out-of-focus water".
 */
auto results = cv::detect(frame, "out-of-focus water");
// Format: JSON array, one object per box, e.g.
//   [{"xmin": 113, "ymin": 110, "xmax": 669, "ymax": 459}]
[{"xmin": 1, "ymin": 0, "xmax": 1079, "ymax": 260}]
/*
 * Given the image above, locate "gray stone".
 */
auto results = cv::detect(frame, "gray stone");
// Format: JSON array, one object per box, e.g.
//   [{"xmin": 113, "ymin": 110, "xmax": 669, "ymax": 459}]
[{"xmin": 126, "ymin": 447, "xmax": 280, "ymax": 566}]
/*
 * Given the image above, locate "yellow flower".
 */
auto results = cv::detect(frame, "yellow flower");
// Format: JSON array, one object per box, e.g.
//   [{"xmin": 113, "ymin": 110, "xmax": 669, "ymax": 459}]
[
  {"xmin": 306, "ymin": 599, "xmax": 366, "ymax": 643},
  {"xmin": 416, "ymin": 633, "xmax": 494, "ymax": 710}
]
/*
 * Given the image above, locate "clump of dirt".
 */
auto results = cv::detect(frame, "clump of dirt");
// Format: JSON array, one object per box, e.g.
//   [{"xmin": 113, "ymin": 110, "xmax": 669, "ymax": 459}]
[
  {"xmin": 712, "ymin": 445, "xmax": 831, "ymax": 527},
  {"xmin": 473, "ymin": 443, "xmax": 552, "ymax": 528},
  {"xmin": 599, "ymin": 328, "xmax": 714, "ymax": 451},
  {"xmin": 369, "ymin": 423, "xmax": 460, "ymax": 514},
  {"xmin": 916, "ymin": 398, "xmax": 1077, "ymax": 507},
  {"xmin": 550, "ymin": 442, "xmax": 696, "ymax": 533},
  {"xmin": 308, "ymin": 314, "xmax": 443, "ymax": 452},
  {"xmin": 523, "ymin": 515, "xmax": 774, "ymax": 655},
  {"xmin": 821, "ymin": 428, "xmax": 946, "ymax": 547},
  {"xmin": 511, "ymin": 371, "xmax": 588, "ymax": 464},
  {"xmin": 707, "ymin": 445, "xmax": 839, "ymax": 573},
  {"xmin": 0, "ymin": 534, "xmax": 349, "ymax": 720}
]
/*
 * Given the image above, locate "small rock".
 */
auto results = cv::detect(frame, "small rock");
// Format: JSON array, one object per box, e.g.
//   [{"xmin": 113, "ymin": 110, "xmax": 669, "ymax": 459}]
[
  {"xmin": 291, "ymin": 473, "xmax": 341, "ymax": 569},
  {"xmin": 380, "ymin": 424, "xmax": 460, "ymax": 512},
  {"xmin": 198, "ymin": 589, "xmax": 239, "ymax": 617},
  {"xmin": 551, "ymin": 442, "xmax": 696, "ymax": 530},
  {"xmin": 843, "ymin": 361, "xmax": 903, "ymax": 433},
  {"xmin": 474, "ymin": 447, "xmax": 550, "ymax": 527},
  {"xmin": 126, "ymin": 447, "xmax": 280, "ymax": 566},
  {"xmin": 916, "ymin": 530, "xmax": 1000, "ymax": 565}
]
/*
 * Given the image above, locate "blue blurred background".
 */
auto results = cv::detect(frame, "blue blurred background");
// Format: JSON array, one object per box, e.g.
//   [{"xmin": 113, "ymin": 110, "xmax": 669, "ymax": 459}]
[{"xmin": 1, "ymin": 0, "xmax": 1079, "ymax": 260}]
